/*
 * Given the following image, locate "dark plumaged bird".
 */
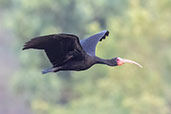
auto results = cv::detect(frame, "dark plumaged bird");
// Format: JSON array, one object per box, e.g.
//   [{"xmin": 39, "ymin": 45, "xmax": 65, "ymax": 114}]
[{"xmin": 23, "ymin": 30, "xmax": 142, "ymax": 74}]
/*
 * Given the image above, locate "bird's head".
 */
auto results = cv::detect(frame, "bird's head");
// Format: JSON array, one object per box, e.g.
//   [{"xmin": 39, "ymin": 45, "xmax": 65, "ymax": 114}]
[{"xmin": 111, "ymin": 57, "xmax": 143, "ymax": 68}]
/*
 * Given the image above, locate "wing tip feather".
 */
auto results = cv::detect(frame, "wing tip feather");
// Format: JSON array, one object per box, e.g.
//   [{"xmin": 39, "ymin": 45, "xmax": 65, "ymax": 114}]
[{"xmin": 99, "ymin": 30, "xmax": 110, "ymax": 41}]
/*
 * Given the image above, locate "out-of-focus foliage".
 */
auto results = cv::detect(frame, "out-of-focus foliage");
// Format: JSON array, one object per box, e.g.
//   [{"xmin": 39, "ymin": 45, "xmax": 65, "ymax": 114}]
[{"xmin": 2, "ymin": 0, "xmax": 171, "ymax": 113}]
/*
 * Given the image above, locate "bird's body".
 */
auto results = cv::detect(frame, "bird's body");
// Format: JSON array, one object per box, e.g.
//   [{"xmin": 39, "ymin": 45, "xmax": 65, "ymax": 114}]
[
  {"xmin": 53, "ymin": 55, "xmax": 95, "ymax": 71},
  {"xmin": 23, "ymin": 30, "xmax": 142, "ymax": 74}
]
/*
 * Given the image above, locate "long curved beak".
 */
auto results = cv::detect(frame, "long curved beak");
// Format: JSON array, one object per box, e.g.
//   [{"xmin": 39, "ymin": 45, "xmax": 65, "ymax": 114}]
[{"xmin": 123, "ymin": 59, "xmax": 143, "ymax": 68}]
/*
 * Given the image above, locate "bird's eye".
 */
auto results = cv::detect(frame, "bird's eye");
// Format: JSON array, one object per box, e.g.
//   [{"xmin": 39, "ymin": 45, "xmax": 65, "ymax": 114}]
[{"xmin": 116, "ymin": 57, "xmax": 120, "ymax": 62}]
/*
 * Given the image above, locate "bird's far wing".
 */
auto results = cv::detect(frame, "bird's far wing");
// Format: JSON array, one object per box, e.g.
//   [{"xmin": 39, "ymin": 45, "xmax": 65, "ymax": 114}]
[
  {"xmin": 80, "ymin": 30, "xmax": 109, "ymax": 56},
  {"xmin": 23, "ymin": 34, "xmax": 86, "ymax": 67}
]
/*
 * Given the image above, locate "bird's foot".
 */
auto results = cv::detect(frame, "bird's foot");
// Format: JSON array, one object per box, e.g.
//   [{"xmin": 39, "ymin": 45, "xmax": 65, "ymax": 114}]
[{"xmin": 42, "ymin": 67, "xmax": 53, "ymax": 74}]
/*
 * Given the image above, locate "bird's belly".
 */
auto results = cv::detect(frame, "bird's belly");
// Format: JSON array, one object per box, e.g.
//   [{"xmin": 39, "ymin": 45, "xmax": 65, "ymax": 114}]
[{"xmin": 62, "ymin": 60, "xmax": 93, "ymax": 71}]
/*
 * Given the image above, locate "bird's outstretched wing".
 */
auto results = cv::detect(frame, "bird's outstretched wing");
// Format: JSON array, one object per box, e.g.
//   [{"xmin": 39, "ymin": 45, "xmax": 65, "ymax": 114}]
[
  {"xmin": 23, "ymin": 34, "xmax": 86, "ymax": 67},
  {"xmin": 80, "ymin": 30, "xmax": 109, "ymax": 56}
]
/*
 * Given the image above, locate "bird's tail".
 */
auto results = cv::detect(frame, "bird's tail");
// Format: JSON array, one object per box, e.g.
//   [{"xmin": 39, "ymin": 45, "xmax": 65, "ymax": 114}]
[{"xmin": 41, "ymin": 68, "xmax": 53, "ymax": 74}]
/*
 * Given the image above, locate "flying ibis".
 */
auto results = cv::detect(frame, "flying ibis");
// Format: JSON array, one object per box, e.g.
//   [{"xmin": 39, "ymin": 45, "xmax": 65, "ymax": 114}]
[{"xmin": 23, "ymin": 30, "xmax": 142, "ymax": 74}]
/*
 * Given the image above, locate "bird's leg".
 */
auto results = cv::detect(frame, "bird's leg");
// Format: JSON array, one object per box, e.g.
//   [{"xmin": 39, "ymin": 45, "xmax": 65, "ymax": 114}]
[
  {"xmin": 63, "ymin": 49, "xmax": 80, "ymax": 63},
  {"xmin": 63, "ymin": 55, "xmax": 74, "ymax": 63},
  {"xmin": 52, "ymin": 66, "xmax": 63, "ymax": 72}
]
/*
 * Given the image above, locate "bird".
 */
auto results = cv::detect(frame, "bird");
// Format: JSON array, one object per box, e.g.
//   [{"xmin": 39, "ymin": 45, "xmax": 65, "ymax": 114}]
[{"xmin": 23, "ymin": 30, "xmax": 142, "ymax": 74}]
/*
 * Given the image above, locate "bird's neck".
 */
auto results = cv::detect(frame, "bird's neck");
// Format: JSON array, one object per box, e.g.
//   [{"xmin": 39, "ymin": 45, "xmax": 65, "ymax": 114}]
[{"xmin": 95, "ymin": 57, "xmax": 115, "ymax": 66}]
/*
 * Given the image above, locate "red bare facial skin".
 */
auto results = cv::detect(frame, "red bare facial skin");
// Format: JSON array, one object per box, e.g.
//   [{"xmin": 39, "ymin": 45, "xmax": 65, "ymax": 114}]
[{"xmin": 116, "ymin": 57, "xmax": 124, "ymax": 66}]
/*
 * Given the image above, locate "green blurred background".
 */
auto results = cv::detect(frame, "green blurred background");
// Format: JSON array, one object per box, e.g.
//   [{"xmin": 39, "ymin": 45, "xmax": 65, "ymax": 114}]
[{"xmin": 0, "ymin": 0, "xmax": 171, "ymax": 114}]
